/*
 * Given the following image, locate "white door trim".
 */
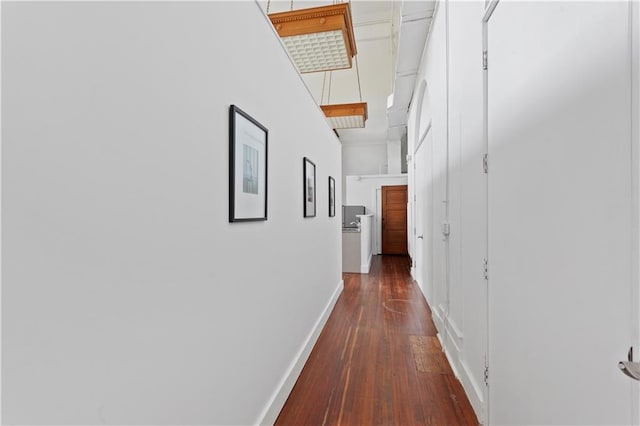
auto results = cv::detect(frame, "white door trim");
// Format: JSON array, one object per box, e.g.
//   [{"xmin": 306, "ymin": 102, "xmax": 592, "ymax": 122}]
[
  {"xmin": 482, "ymin": 0, "xmax": 500, "ymax": 23},
  {"xmin": 415, "ymin": 120, "xmax": 432, "ymax": 154},
  {"xmin": 481, "ymin": 4, "xmax": 494, "ymax": 425},
  {"xmin": 629, "ymin": 0, "xmax": 640, "ymax": 420}
]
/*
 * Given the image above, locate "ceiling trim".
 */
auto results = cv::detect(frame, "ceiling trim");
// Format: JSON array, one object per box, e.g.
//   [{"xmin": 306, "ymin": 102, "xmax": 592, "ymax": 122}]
[
  {"xmin": 353, "ymin": 17, "xmax": 392, "ymax": 27},
  {"xmin": 358, "ymin": 35, "xmax": 393, "ymax": 43}
]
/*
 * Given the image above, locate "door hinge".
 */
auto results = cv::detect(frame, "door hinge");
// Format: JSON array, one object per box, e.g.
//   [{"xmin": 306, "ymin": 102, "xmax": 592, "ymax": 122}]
[
  {"xmin": 483, "ymin": 153, "xmax": 488, "ymax": 173},
  {"xmin": 484, "ymin": 366, "xmax": 489, "ymax": 386},
  {"xmin": 442, "ymin": 223, "xmax": 450, "ymax": 238},
  {"xmin": 483, "ymin": 259, "xmax": 488, "ymax": 280},
  {"xmin": 482, "ymin": 50, "xmax": 488, "ymax": 70}
]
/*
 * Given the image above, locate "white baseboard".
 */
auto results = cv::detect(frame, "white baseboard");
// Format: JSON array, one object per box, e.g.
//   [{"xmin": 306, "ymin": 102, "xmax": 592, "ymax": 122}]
[
  {"xmin": 256, "ymin": 280, "xmax": 344, "ymax": 426},
  {"xmin": 360, "ymin": 252, "xmax": 372, "ymax": 273},
  {"xmin": 437, "ymin": 315, "xmax": 463, "ymax": 372},
  {"xmin": 433, "ymin": 308, "xmax": 463, "ymax": 352},
  {"xmin": 437, "ymin": 331, "xmax": 461, "ymax": 379},
  {"xmin": 440, "ymin": 335, "xmax": 485, "ymax": 425},
  {"xmin": 432, "ymin": 305, "xmax": 444, "ymax": 331},
  {"xmin": 446, "ymin": 317, "xmax": 464, "ymax": 352},
  {"xmin": 436, "ymin": 320, "xmax": 485, "ymax": 426},
  {"xmin": 458, "ymin": 360, "xmax": 485, "ymax": 424}
]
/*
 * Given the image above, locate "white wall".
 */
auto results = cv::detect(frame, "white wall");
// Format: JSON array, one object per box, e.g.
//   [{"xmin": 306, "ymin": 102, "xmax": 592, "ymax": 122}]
[
  {"xmin": 342, "ymin": 143, "xmax": 388, "ymax": 203},
  {"xmin": 409, "ymin": 1, "xmax": 639, "ymax": 425},
  {"xmin": 343, "ymin": 143, "xmax": 388, "ymax": 176},
  {"xmin": 447, "ymin": 0, "xmax": 487, "ymax": 418},
  {"xmin": 407, "ymin": 0, "xmax": 488, "ymax": 420},
  {"xmin": 2, "ymin": 2, "xmax": 342, "ymax": 425},
  {"xmin": 357, "ymin": 214, "xmax": 374, "ymax": 273},
  {"xmin": 400, "ymin": 132, "xmax": 408, "ymax": 174},
  {"xmin": 387, "ymin": 140, "xmax": 402, "ymax": 174},
  {"xmin": 420, "ymin": 3, "xmax": 449, "ymax": 358},
  {"xmin": 345, "ymin": 174, "xmax": 408, "ymax": 254},
  {"xmin": 410, "ymin": 3, "xmax": 452, "ymax": 389}
]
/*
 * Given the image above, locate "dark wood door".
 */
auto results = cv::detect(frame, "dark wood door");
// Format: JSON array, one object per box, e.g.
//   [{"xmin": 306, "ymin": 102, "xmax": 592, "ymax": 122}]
[{"xmin": 382, "ymin": 185, "xmax": 408, "ymax": 255}]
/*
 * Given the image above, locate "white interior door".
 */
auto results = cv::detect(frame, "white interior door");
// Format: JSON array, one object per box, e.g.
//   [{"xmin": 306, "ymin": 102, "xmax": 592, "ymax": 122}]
[
  {"xmin": 634, "ymin": 0, "xmax": 640, "ymax": 420},
  {"xmin": 415, "ymin": 129, "xmax": 433, "ymax": 301},
  {"xmin": 487, "ymin": 1, "xmax": 635, "ymax": 424}
]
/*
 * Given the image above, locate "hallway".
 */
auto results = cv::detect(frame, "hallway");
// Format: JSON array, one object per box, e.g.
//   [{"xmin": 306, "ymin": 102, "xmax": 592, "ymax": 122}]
[{"xmin": 276, "ymin": 256, "xmax": 478, "ymax": 425}]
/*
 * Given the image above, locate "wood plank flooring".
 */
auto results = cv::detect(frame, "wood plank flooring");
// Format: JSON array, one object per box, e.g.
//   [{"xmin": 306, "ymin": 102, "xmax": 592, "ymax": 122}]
[{"xmin": 275, "ymin": 255, "xmax": 479, "ymax": 426}]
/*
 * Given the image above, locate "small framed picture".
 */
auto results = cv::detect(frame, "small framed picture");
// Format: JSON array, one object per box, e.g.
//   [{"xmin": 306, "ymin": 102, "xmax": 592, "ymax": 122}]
[
  {"xmin": 303, "ymin": 157, "xmax": 316, "ymax": 218},
  {"xmin": 229, "ymin": 105, "xmax": 268, "ymax": 222},
  {"xmin": 328, "ymin": 176, "xmax": 336, "ymax": 217}
]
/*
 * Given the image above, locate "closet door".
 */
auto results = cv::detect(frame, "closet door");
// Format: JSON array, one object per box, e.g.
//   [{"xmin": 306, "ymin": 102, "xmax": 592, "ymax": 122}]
[{"xmin": 487, "ymin": 2, "xmax": 634, "ymax": 424}]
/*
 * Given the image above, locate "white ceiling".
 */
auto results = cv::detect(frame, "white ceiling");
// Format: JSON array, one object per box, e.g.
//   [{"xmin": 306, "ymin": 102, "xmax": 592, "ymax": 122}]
[
  {"xmin": 261, "ymin": 0, "xmax": 401, "ymax": 145},
  {"xmin": 262, "ymin": 1, "xmax": 435, "ymax": 145}
]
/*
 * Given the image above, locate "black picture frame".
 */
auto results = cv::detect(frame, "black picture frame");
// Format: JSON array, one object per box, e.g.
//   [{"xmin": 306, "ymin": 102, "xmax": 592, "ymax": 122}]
[
  {"xmin": 303, "ymin": 157, "xmax": 316, "ymax": 218},
  {"xmin": 328, "ymin": 176, "xmax": 336, "ymax": 217},
  {"xmin": 229, "ymin": 105, "xmax": 268, "ymax": 222}
]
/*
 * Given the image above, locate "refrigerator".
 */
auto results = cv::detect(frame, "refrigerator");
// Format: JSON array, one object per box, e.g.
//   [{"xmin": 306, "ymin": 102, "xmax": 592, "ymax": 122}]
[{"xmin": 342, "ymin": 205, "xmax": 366, "ymax": 228}]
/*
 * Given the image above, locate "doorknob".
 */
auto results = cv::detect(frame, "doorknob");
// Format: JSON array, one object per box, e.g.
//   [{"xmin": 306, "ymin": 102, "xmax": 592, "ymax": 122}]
[
  {"xmin": 619, "ymin": 347, "xmax": 640, "ymax": 381},
  {"xmin": 417, "ymin": 235, "xmax": 424, "ymax": 239}
]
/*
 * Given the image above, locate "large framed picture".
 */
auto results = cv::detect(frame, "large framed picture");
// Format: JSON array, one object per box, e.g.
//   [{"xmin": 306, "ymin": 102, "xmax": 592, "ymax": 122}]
[
  {"xmin": 303, "ymin": 157, "xmax": 316, "ymax": 218},
  {"xmin": 328, "ymin": 176, "xmax": 336, "ymax": 217},
  {"xmin": 229, "ymin": 105, "xmax": 268, "ymax": 222}
]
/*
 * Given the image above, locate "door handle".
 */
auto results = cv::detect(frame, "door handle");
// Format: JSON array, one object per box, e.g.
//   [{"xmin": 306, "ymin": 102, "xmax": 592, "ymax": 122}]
[
  {"xmin": 619, "ymin": 347, "xmax": 640, "ymax": 381},
  {"xmin": 417, "ymin": 235, "xmax": 424, "ymax": 239}
]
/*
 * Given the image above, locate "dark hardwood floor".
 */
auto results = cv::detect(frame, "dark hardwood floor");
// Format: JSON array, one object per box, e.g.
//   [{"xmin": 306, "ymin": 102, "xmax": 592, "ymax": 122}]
[{"xmin": 275, "ymin": 255, "xmax": 479, "ymax": 426}]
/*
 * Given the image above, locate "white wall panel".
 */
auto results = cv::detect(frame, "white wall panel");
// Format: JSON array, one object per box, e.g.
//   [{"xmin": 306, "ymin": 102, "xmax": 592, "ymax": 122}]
[
  {"xmin": 447, "ymin": 0, "xmax": 488, "ymax": 418},
  {"xmin": 421, "ymin": 4, "xmax": 449, "ymax": 345}
]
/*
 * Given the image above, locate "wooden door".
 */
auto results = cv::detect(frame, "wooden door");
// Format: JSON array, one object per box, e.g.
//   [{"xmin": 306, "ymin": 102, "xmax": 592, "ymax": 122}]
[{"xmin": 382, "ymin": 185, "xmax": 408, "ymax": 255}]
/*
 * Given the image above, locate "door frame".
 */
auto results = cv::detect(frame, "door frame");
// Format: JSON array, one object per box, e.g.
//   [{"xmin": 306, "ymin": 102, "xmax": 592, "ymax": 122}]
[
  {"xmin": 631, "ymin": 0, "xmax": 640, "ymax": 421},
  {"xmin": 480, "ymin": 2, "xmax": 498, "ymax": 425},
  {"xmin": 411, "ymin": 80, "xmax": 430, "ymax": 279},
  {"xmin": 414, "ymin": 122, "xmax": 433, "ymax": 299},
  {"xmin": 376, "ymin": 188, "xmax": 382, "ymax": 254},
  {"xmin": 381, "ymin": 184, "xmax": 409, "ymax": 255}
]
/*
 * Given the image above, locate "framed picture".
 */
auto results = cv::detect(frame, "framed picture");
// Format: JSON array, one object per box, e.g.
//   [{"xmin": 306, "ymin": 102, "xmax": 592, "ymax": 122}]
[
  {"xmin": 229, "ymin": 105, "xmax": 268, "ymax": 222},
  {"xmin": 328, "ymin": 176, "xmax": 336, "ymax": 217},
  {"xmin": 303, "ymin": 157, "xmax": 316, "ymax": 218}
]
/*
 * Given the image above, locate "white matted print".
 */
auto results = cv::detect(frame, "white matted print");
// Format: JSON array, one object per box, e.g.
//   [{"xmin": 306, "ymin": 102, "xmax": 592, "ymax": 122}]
[
  {"xmin": 328, "ymin": 176, "xmax": 336, "ymax": 217},
  {"xmin": 303, "ymin": 157, "xmax": 316, "ymax": 218},
  {"xmin": 229, "ymin": 105, "xmax": 267, "ymax": 222}
]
